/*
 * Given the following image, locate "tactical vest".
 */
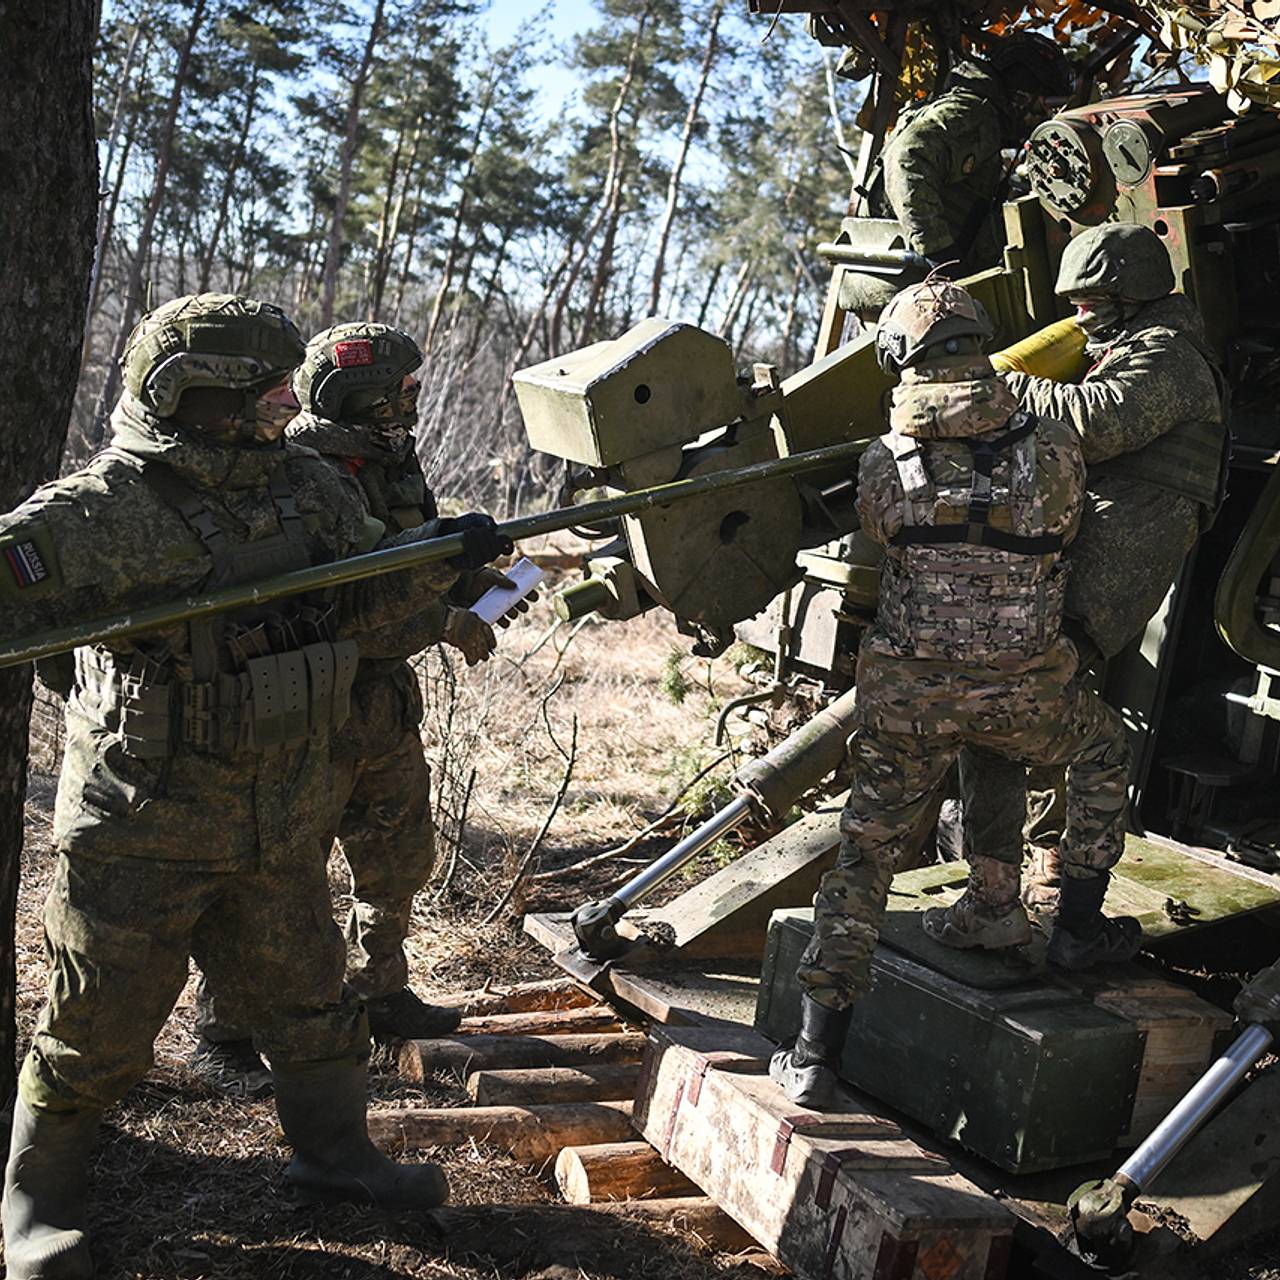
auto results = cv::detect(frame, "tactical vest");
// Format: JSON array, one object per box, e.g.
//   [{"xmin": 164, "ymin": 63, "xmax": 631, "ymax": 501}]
[
  {"xmin": 877, "ymin": 412, "xmax": 1070, "ymax": 662},
  {"xmin": 73, "ymin": 451, "xmax": 359, "ymax": 759}
]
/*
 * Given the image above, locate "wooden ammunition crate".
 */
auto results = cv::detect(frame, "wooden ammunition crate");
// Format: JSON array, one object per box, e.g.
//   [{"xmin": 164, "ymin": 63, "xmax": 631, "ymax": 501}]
[{"xmin": 633, "ymin": 1022, "xmax": 1015, "ymax": 1280}]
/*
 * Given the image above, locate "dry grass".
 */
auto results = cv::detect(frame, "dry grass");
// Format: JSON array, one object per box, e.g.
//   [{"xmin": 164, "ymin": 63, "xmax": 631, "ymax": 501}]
[{"xmin": 10, "ymin": 553, "xmax": 772, "ymax": 1280}]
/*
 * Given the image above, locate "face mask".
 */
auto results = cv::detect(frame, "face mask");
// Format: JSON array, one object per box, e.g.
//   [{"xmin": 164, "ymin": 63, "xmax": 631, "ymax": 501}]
[
  {"xmin": 254, "ymin": 382, "xmax": 301, "ymax": 443},
  {"xmin": 1073, "ymin": 298, "xmax": 1126, "ymax": 342},
  {"xmin": 359, "ymin": 377, "xmax": 420, "ymax": 454}
]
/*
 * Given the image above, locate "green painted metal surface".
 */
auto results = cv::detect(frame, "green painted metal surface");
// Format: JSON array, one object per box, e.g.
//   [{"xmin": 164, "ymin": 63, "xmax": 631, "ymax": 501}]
[{"xmin": 757, "ymin": 909, "xmax": 1144, "ymax": 1175}]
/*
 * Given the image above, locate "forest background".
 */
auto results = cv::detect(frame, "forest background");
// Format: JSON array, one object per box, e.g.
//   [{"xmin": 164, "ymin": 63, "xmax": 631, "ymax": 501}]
[{"xmin": 82, "ymin": 0, "xmax": 853, "ymax": 512}]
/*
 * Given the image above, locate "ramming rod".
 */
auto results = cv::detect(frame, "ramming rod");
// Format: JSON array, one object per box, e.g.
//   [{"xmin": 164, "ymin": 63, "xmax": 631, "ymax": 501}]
[{"xmin": 0, "ymin": 439, "xmax": 866, "ymax": 669}]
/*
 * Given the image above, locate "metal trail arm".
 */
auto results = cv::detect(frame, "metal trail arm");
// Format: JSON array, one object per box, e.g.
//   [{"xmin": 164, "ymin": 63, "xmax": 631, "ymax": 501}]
[{"xmin": 0, "ymin": 440, "xmax": 866, "ymax": 670}]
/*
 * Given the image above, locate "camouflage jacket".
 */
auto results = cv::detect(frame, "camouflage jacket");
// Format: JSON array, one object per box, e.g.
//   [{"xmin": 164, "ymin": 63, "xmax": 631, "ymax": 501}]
[
  {"xmin": 870, "ymin": 62, "xmax": 1010, "ymax": 263},
  {"xmin": 287, "ymin": 411, "xmax": 449, "ymax": 744},
  {"xmin": 0, "ymin": 400, "xmax": 460, "ymax": 869},
  {"xmin": 1003, "ymin": 294, "xmax": 1225, "ymax": 512},
  {"xmin": 854, "ymin": 358, "xmax": 1087, "ymax": 736}
]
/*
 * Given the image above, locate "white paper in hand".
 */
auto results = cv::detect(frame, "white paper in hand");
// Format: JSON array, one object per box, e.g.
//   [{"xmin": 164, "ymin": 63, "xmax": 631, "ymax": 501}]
[{"xmin": 468, "ymin": 556, "xmax": 545, "ymax": 626}]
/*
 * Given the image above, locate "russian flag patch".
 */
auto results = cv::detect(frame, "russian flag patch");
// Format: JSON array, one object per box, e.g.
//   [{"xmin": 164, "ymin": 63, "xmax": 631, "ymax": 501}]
[{"xmin": 5, "ymin": 539, "xmax": 49, "ymax": 588}]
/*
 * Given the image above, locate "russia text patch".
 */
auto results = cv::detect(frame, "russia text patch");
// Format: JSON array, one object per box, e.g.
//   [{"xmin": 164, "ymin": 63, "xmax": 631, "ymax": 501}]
[
  {"xmin": 5, "ymin": 540, "xmax": 49, "ymax": 588},
  {"xmin": 334, "ymin": 339, "xmax": 375, "ymax": 368}
]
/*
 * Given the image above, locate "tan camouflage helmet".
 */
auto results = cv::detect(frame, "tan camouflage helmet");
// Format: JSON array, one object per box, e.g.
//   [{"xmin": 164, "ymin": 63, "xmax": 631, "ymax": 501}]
[
  {"xmin": 875, "ymin": 278, "xmax": 994, "ymax": 373},
  {"xmin": 1055, "ymin": 223, "xmax": 1175, "ymax": 303},
  {"xmin": 293, "ymin": 322, "xmax": 424, "ymax": 423},
  {"xmin": 121, "ymin": 293, "xmax": 306, "ymax": 417}
]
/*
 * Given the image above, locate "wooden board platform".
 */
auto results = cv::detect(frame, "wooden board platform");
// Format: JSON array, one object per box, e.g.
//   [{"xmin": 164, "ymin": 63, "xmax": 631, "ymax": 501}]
[{"xmin": 632, "ymin": 1021, "xmax": 1016, "ymax": 1280}]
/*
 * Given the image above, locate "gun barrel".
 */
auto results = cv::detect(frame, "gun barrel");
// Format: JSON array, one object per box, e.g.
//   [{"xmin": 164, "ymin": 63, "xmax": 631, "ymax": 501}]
[
  {"xmin": 816, "ymin": 242, "xmax": 928, "ymax": 271},
  {"xmin": 0, "ymin": 440, "xmax": 866, "ymax": 669}
]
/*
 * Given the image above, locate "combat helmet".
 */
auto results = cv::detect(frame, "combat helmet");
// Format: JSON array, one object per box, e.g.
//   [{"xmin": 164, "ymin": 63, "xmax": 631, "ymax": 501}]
[
  {"xmin": 985, "ymin": 31, "xmax": 1074, "ymax": 100},
  {"xmin": 876, "ymin": 278, "xmax": 994, "ymax": 373},
  {"xmin": 122, "ymin": 293, "xmax": 305, "ymax": 421},
  {"xmin": 294, "ymin": 323, "xmax": 424, "ymax": 431},
  {"xmin": 1055, "ymin": 223, "xmax": 1176, "ymax": 303}
]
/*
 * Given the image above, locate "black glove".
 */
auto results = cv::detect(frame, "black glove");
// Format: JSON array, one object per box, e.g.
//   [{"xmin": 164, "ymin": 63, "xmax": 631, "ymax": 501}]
[{"xmin": 437, "ymin": 513, "xmax": 513, "ymax": 571}]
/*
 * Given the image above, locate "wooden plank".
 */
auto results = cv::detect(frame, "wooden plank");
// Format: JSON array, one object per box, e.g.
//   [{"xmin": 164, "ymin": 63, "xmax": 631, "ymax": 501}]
[
  {"xmin": 434, "ymin": 978, "xmax": 596, "ymax": 1015},
  {"xmin": 619, "ymin": 799, "xmax": 844, "ymax": 963},
  {"xmin": 555, "ymin": 1140, "xmax": 701, "ymax": 1203},
  {"xmin": 369, "ymin": 1101, "xmax": 633, "ymax": 1165},
  {"xmin": 632, "ymin": 1022, "xmax": 1015, "ymax": 1280},
  {"xmin": 467, "ymin": 1064, "xmax": 641, "ymax": 1105},
  {"xmin": 399, "ymin": 1032, "xmax": 647, "ymax": 1081},
  {"xmin": 457, "ymin": 1007, "xmax": 624, "ymax": 1037}
]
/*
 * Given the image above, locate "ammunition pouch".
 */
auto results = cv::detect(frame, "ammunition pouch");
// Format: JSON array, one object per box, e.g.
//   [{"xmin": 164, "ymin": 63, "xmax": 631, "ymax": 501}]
[{"xmin": 75, "ymin": 638, "xmax": 360, "ymax": 760}]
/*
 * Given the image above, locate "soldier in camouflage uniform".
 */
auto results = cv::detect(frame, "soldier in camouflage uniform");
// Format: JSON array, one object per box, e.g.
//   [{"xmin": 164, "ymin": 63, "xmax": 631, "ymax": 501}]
[
  {"xmin": 191, "ymin": 322, "xmax": 524, "ymax": 1095},
  {"xmin": 955, "ymin": 223, "xmax": 1227, "ymax": 931},
  {"xmin": 769, "ymin": 280, "xmax": 1136, "ymax": 1108},
  {"xmin": 0, "ymin": 296, "xmax": 512, "ymax": 1279},
  {"xmin": 840, "ymin": 32, "xmax": 1073, "ymax": 322}
]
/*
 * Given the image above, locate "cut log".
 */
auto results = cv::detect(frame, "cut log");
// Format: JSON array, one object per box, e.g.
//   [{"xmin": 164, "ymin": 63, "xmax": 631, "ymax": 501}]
[
  {"xmin": 578, "ymin": 1197, "xmax": 757, "ymax": 1251},
  {"xmin": 399, "ymin": 1032, "xmax": 646, "ymax": 1082},
  {"xmin": 432, "ymin": 978, "xmax": 595, "ymax": 1016},
  {"xmin": 634, "ymin": 1021, "xmax": 1016, "ymax": 1280},
  {"xmin": 457, "ymin": 1007, "xmax": 623, "ymax": 1038},
  {"xmin": 555, "ymin": 1140, "xmax": 700, "ymax": 1204},
  {"xmin": 369, "ymin": 1101, "xmax": 633, "ymax": 1165},
  {"xmin": 468, "ymin": 1063, "xmax": 641, "ymax": 1106}
]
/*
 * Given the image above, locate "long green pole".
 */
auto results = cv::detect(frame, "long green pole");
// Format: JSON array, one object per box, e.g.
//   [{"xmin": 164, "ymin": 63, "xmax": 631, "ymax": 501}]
[{"xmin": 0, "ymin": 440, "xmax": 866, "ymax": 669}]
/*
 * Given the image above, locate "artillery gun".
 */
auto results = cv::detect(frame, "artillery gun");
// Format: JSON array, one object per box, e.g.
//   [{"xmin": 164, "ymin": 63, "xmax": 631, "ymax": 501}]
[{"xmin": 513, "ymin": 37, "xmax": 1280, "ymax": 1280}]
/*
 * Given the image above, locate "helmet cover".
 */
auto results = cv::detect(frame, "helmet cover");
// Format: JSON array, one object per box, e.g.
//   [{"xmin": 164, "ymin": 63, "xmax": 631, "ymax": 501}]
[
  {"xmin": 294, "ymin": 323, "xmax": 424, "ymax": 424},
  {"xmin": 876, "ymin": 279, "xmax": 994, "ymax": 373},
  {"xmin": 1055, "ymin": 222, "xmax": 1176, "ymax": 303}
]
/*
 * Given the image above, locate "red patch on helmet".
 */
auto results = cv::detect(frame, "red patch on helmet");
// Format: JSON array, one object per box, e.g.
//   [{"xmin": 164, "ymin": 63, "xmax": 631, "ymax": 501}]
[{"xmin": 334, "ymin": 340, "xmax": 374, "ymax": 368}]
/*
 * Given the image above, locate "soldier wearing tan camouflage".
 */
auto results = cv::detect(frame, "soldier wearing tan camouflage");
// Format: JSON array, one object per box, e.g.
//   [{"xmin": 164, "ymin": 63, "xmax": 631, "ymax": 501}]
[{"xmin": 770, "ymin": 280, "xmax": 1136, "ymax": 1108}]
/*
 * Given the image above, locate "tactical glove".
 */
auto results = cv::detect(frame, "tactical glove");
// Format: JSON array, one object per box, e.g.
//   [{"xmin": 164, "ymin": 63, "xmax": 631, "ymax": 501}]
[
  {"xmin": 453, "ymin": 567, "xmax": 538, "ymax": 627},
  {"xmin": 443, "ymin": 608, "xmax": 497, "ymax": 666},
  {"xmin": 437, "ymin": 513, "xmax": 514, "ymax": 571},
  {"xmin": 1234, "ymin": 962, "xmax": 1280, "ymax": 1031}
]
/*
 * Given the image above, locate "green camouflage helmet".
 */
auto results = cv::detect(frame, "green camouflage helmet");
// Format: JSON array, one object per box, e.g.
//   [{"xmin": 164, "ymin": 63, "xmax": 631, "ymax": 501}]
[
  {"xmin": 294, "ymin": 323, "xmax": 424, "ymax": 422},
  {"xmin": 985, "ymin": 31, "xmax": 1074, "ymax": 100},
  {"xmin": 1055, "ymin": 224, "xmax": 1175, "ymax": 303},
  {"xmin": 121, "ymin": 293, "xmax": 305, "ymax": 417},
  {"xmin": 876, "ymin": 278, "xmax": 994, "ymax": 373}
]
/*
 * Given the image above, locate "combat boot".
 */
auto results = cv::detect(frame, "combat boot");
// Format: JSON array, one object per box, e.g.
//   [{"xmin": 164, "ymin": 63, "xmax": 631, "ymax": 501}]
[
  {"xmin": 1047, "ymin": 872, "xmax": 1142, "ymax": 971},
  {"xmin": 188, "ymin": 1037, "xmax": 273, "ymax": 1100},
  {"xmin": 769, "ymin": 993, "xmax": 852, "ymax": 1109},
  {"xmin": 364, "ymin": 988, "xmax": 461, "ymax": 1045},
  {"xmin": 2, "ymin": 1097, "xmax": 100, "ymax": 1280},
  {"xmin": 1022, "ymin": 845, "xmax": 1062, "ymax": 929},
  {"xmin": 921, "ymin": 855, "xmax": 1032, "ymax": 951},
  {"xmin": 273, "ymin": 1056, "xmax": 448, "ymax": 1209}
]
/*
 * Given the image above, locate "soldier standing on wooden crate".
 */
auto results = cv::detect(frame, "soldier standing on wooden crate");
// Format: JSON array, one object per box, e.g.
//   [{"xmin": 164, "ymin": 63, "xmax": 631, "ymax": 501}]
[
  {"xmin": 0, "ymin": 295, "xmax": 515, "ymax": 1278},
  {"xmin": 189, "ymin": 321, "xmax": 530, "ymax": 1097},
  {"xmin": 770, "ymin": 279, "xmax": 1138, "ymax": 1107},
  {"xmin": 839, "ymin": 32, "xmax": 1074, "ymax": 322},
  {"xmin": 952, "ymin": 223, "xmax": 1227, "ymax": 939}
]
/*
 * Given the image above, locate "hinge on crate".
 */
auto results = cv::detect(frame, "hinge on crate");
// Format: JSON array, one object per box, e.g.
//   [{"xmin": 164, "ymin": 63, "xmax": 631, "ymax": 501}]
[
  {"xmin": 770, "ymin": 1111, "xmax": 901, "ymax": 1176},
  {"xmin": 662, "ymin": 1078, "xmax": 686, "ymax": 1161},
  {"xmin": 822, "ymin": 1204, "xmax": 848, "ymax": 1280},
  {"xmin": 871, "ymin": 1232, "xmax": 919, "ymax": 1280}
]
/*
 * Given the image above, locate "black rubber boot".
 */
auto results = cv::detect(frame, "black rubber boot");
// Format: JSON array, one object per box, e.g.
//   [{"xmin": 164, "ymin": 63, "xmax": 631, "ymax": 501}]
[
  {"xmin": 768, "ymin": 994, "xmax": 853, "ymax": 1109},
  {"xmin": 1048, "ymin": 873, "xmax": 1142, "ymax": 971},
  {"xmin": 2, "ymin": 1097, "xmax": 100, "ymax": 1280},
  {"xmin": 189, "ymin": 1037, "xmax": 274, "ymax": 1100},
  {"xmin": 364, "ymin": 988, "xmax": 462, "ymax": 1046},
  {"xmin": 273, "ymin": 1056, "xmax": 448, "ymax": 1209}
]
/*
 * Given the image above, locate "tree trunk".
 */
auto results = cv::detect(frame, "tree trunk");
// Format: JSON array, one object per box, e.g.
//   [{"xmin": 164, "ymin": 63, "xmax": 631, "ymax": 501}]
[
  {"xmin": 0, "ymin": 0, "xmax": 98, "ymax": 1107},
  {"xmin": 198, "ymin": 66, "xmax": 260, "ymax": 293},
  {"xmin": 89, "ymin": 0, "xmax": 208, "ymax": 443},
  {"xmin": 369, "ymin": 112, "xmax": 424, "ymax": 321},
  {"xmin": 319, "ymin": 0, "xmax": 387, "ymax": 327},
  {"xmin": 646, "ymin": 0, "xmax": 722, "ymax": 316}
]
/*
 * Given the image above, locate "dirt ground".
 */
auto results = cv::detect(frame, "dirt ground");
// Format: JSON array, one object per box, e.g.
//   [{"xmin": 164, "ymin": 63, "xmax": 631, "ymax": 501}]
[
  {"xmin": 10, "ymin": 571, "xmax": 784, "ymax": 1280},
  {"xmin": 12, "ymin": 563, "xmax": 1280, "ymax": 1280}
]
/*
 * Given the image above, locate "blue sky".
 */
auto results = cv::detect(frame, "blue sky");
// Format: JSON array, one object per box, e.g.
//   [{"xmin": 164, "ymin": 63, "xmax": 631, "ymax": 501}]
[{"xmin": 484, "ymin": 0, "xmax": 598, "ymax": 44}]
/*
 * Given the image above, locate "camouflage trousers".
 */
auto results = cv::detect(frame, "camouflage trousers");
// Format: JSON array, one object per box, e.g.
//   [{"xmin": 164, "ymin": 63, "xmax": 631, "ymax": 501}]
[
  {"xmin": 798, "ymin": 678, "xmax": 1129, "ymax": 1011},
  {"xmin": 21, "ymin": 849, "xmax": 364, "ymax": 1114},
  {"xmin": 195, "ymin": 723, "xmax": 435, "ymax": 1042}
]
